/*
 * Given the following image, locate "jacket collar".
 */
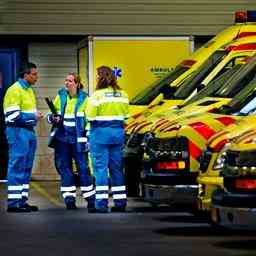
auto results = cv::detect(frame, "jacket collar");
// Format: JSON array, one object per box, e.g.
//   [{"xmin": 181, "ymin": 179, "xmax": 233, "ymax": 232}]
[
  {"xmin": 18, "ymin": 78, "xmax": 31, "ymax": 89},
  {"xmin": 58, "ymin": 88, "xmax": 86, "ymax": 99},
  {"xmin": 58, "ymin": 88, "xmax": 87, "ymax": 115}
]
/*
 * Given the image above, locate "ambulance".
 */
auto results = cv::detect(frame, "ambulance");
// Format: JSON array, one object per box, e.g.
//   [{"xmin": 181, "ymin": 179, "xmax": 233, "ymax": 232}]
[
  {"xmin": 126, "ymin": 37, "xmax": 256, "ymax": 134},
  {"xmin": 197, "ymin": 115, "xmax": 256, "ymax": 212},
  {"xmin": 127, "ymin": 10, "xmax": 256, "ymax": 116},
  {"xmin": 211, "ymin": 131, "xmax": 256, "ymax": 229},
  {"xmin": 125, "ymin": 39, "xmax": 256, "ymax": 195},
  {"xmin": 140, "ymin": 54, "xmax": 256, "ymax": 206}
]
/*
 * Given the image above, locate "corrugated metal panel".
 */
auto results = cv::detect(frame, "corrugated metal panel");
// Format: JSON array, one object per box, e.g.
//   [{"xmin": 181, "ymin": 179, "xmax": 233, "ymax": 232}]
[
  {"xmin": 29, "ymin": 42, "xmax": 77, "ymax": 179},
  {"xmin": 0, "ymin": 0, "xmax": 6, "ymax": 33},
  {"xmin": 2, "ymin": 1, "xmax": 256, "ymax": 36},
  {"xmin": 29, "ymin": 43, "xmax": 77, "ymax": 98}
]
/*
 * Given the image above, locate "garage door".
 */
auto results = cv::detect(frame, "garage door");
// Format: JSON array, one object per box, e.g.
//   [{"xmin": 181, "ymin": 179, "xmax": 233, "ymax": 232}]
[{"xmin": 29, "ymin": 42, "xmax": 77, "ymax": 180}]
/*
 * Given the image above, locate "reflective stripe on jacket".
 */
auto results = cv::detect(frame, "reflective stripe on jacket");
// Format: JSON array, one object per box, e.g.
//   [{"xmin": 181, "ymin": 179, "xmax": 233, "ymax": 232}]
[
  {"xmin": 86, "ymin": 87, "xmax": 129, "ymax": 144},
  {"xmin": 86, "ymin": 87, "xmax": 130, "ymax": 128}
]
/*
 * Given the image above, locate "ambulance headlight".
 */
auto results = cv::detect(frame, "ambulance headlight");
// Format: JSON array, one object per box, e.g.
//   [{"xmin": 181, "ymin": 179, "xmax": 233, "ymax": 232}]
[{"xmin": 213, "ymin": 151, "xmax": 227, "ymax": 170}]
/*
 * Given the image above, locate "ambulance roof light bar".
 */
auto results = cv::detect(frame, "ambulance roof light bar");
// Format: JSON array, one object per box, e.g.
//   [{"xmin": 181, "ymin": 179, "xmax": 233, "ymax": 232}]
[
  {"xmin": 235, "ymin": 11, "xmax": 256, "ymax": 23},
  {"xmin": 247, "ymin": 11, "xmax": 256, "ymax": 22}
]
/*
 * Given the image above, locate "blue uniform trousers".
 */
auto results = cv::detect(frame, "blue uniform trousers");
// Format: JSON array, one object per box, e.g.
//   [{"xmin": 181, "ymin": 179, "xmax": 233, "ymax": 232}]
[
  {"xmin": 6, "ymin": 127, "xmax": 37, "ymax": 208},
  {"xmin": 90, "ymin": 142, "xmax": 127, "ymax": 210},
  {"xmin": 54, "ymin": 139, "xmax": 95, "ymax": 206}
]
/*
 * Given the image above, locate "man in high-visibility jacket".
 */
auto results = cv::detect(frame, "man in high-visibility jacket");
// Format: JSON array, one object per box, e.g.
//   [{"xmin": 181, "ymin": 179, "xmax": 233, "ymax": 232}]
[
  {"xmin": 86, "ymin": 66, "xmax": 130, "ymax": 213},
  {"xmin": 3, "ymin": 62, "xmax": 43, "ymax": 213}
]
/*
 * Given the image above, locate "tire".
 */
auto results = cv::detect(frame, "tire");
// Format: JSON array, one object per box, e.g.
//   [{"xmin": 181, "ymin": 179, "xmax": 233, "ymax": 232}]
[
  {"xmin": 150, "ymin": 202, "xmax": 159, "ymax": 208},
  {"xmin": 124, "ymin": 158, "xmax": 141, "ymax": 197}
]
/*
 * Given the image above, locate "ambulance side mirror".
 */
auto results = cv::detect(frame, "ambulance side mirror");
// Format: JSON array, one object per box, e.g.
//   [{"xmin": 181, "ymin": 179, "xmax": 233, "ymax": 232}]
[
  {"xmin": 161, "ymin": 84, "xmax": 177, "ymax": 99},
  {"xmin": 149, "ymin": 93, "xmax": 164, "ymax": 106}
]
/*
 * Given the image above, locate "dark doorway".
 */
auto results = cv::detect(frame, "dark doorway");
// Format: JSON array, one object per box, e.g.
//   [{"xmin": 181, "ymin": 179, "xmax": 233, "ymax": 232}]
[{"xmin": 0, "ymin": 49, "xmax": 20, "ymax": 180}]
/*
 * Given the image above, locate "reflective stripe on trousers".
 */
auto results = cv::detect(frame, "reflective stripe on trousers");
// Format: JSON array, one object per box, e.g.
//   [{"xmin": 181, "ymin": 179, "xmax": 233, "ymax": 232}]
[
  {"xmin": 54, "ymin": 139, "xmax": 95, "ymax": 205},
  {"xmin": 6, "ymin": 127, "xmax": 36, "ymax": 208},
  {"xmin": 90, "ymin": 141, "xmax": 127, "ymax": 210}
]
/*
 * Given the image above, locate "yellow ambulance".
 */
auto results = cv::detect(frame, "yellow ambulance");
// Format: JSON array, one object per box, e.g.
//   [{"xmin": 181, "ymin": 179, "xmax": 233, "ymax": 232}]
[
  {"xmin": 211, "ymin": 130, "xmax": 256, "ymax": 229},
  {"xmin": 140, "ymin": 55, "xmax": 256, "ymax": 206},
  {"xmin": 126, "ymin": 36, "xmax": 256, "ymax": 134},
  {"xmin": 125, "ymin": 39, "xmax": 256, "ymax": 154},
  {"xmin": 128, "ymin": 10, "xmax": 256, "ymax": 116},
  {"xmin": 125, "ymin": 40, "xmax": 256, "ymax": 196},
  {"xmin": 198, "ymin": 115, "xmax": 256, "ymax": 212}
]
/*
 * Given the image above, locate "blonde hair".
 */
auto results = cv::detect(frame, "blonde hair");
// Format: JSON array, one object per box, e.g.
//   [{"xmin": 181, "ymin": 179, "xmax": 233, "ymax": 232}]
[{"xmin": 69, "ymin": 72, "xmax": 84, "ymax": 89}]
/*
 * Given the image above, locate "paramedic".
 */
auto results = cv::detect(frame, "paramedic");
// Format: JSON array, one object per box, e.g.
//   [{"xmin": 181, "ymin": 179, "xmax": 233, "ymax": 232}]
[
  {"xmin": 47, "ymin": 72, "xmax": 95, "ymax": 211},
  {"xmin": 4, "ymin": 62, "xmax": 43, "ymax": 213},
  {"xmin": 86, "ymin": 66, "xmax": 129, "ymax": 213}
]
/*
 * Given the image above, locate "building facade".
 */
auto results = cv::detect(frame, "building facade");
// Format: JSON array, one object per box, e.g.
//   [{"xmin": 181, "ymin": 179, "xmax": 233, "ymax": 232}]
[{"xmin": 0, "ymin": 0, "xmax": 255, "ymax": 179}]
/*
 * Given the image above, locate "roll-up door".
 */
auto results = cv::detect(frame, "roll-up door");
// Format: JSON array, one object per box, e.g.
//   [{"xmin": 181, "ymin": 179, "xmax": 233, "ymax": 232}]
[{"xmin": 29, "ymin": 42, "xmax": 77, "ymax": 180}]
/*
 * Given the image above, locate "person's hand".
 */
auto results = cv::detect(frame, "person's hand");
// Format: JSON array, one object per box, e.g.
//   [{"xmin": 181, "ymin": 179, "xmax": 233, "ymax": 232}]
[
  {"xmin": 36, "ymin": 111, "xmax": 44, "ymax": 120},
  {"xmin": 53, "ymin": 115, "xmax": 61, "ymax": 124}
]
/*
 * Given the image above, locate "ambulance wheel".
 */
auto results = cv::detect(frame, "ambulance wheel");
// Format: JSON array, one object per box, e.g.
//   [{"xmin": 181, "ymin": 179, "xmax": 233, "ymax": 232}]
[
  {"xmin": 209, "ymin": 221, "xmax": 227, "ymax": 231},
  {"xmin": 124, "ymin": 158, "xmax": 141, "ymax": 197},
  {"xmin": 150, "ymin": 202, "xmax": 159, "ymax": 208},
  {"xmin": 191, "ymin": 208, "xmax": 210, "ymax": 220}
]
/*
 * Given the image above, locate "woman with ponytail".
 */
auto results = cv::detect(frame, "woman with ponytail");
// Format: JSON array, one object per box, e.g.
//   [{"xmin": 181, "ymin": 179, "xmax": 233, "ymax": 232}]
[{"xmin": 86, "ymin": 66, "xmax": 130, "ymax": 213}]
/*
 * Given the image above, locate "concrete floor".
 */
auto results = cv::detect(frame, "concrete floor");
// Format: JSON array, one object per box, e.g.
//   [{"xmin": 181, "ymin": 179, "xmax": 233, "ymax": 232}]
[{"xmin": 0, "ymin": 181, "xmax": 256, "ymax": 256}]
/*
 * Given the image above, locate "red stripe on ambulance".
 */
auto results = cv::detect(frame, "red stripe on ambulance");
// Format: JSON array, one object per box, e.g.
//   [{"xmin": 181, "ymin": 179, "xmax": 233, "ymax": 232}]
[
  {"xmin": 215, "ymin": 116, "xmax": 236, "ymax": 126},
  {"xmin": 189, "ymin": 141, "xmax": 202, "ymax": 160},
  {"xmin": 189, "ymin": 122, "xmax": 216, "ymax": 140}
]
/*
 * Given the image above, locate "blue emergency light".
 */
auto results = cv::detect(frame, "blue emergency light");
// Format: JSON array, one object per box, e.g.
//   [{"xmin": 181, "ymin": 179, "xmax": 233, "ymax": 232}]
[{"xmin": 247, "ymin": 11, "xmax": 256, "ymax": 22}]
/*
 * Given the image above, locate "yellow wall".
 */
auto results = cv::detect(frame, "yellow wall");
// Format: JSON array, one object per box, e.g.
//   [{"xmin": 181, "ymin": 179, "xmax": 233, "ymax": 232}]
[{"xmin": 90, "ymin": 37, "xmax": 192, "ymax": 99}]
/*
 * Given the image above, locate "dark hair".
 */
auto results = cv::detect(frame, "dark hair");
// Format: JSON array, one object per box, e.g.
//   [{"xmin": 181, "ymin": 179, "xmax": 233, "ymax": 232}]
[
  {"xmin": 68, "ymin": 72, "xmax": 84, "ymax": 89},
  {"xmin": 96, "ymin": 66, "xmax": 120, "ymax": 90},
  {"xmin": 19, "ymin": 62, "xmax": 37, "ymax": 78}
]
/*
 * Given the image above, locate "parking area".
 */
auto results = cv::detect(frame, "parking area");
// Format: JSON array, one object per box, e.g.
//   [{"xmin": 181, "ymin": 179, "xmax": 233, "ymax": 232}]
[{"xmin": 0, "ymin": 181, "xmax": 256, "ymax": 256}]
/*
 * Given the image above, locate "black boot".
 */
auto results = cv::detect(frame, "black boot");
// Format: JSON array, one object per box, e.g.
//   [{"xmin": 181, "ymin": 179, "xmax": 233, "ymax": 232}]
[
  {"xmin": 7, "ymin": 206, "xmax": 31, "ymax": 213},
  {"xmin": 24, "ymin": 203, "xmax": 39, "ymax": 211},
  {"xmin": 87, "ymin": 201, "xmax": 96, "ymax": 213},
  {"xmin": 66, "ymin": 202, "xmax": 77, "ymax": 210}
]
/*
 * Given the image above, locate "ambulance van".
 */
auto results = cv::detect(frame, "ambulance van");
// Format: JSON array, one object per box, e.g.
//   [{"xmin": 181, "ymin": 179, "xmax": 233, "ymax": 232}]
[
  {"xmin": 211, "ymin": 131, "xmax": 256, "ymax": 229},
  {"xmin": 125, "ymin": 37, "xmax": 256, "ymax": 195},
  {"xmin": 128, "ymin": 10, "xmax": 256, "ymax": 116},
  {"xmin": 141, "ymin": 54, "xmax": 256, "ymax": 206}
]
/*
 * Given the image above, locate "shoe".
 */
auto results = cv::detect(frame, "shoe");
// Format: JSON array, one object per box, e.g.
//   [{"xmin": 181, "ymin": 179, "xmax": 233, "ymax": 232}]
[
  {"xmin": 111, "ymin": 206, "xmax": 126, "ymax": 213},
  {"xmin": 87, "ymin": 202, "xmax": 95, "ymax": 209},
  {"xmin": 24, "ymin": 203, "xmax": 39, "ymax": 211},
  {"xmin": 87, "ymin": 202, "xmax": 96, "ymax": 213},
  {"xmin": 66, "ymin": 203, "xmax": 77, "ymax": 210},
  {"xmin": 7, "ymin": 206, "xmax": 31, "ymax": 213},
  {"xmin": 88, "ymin": 208, "xmax": 109, "ymax": 213}
]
